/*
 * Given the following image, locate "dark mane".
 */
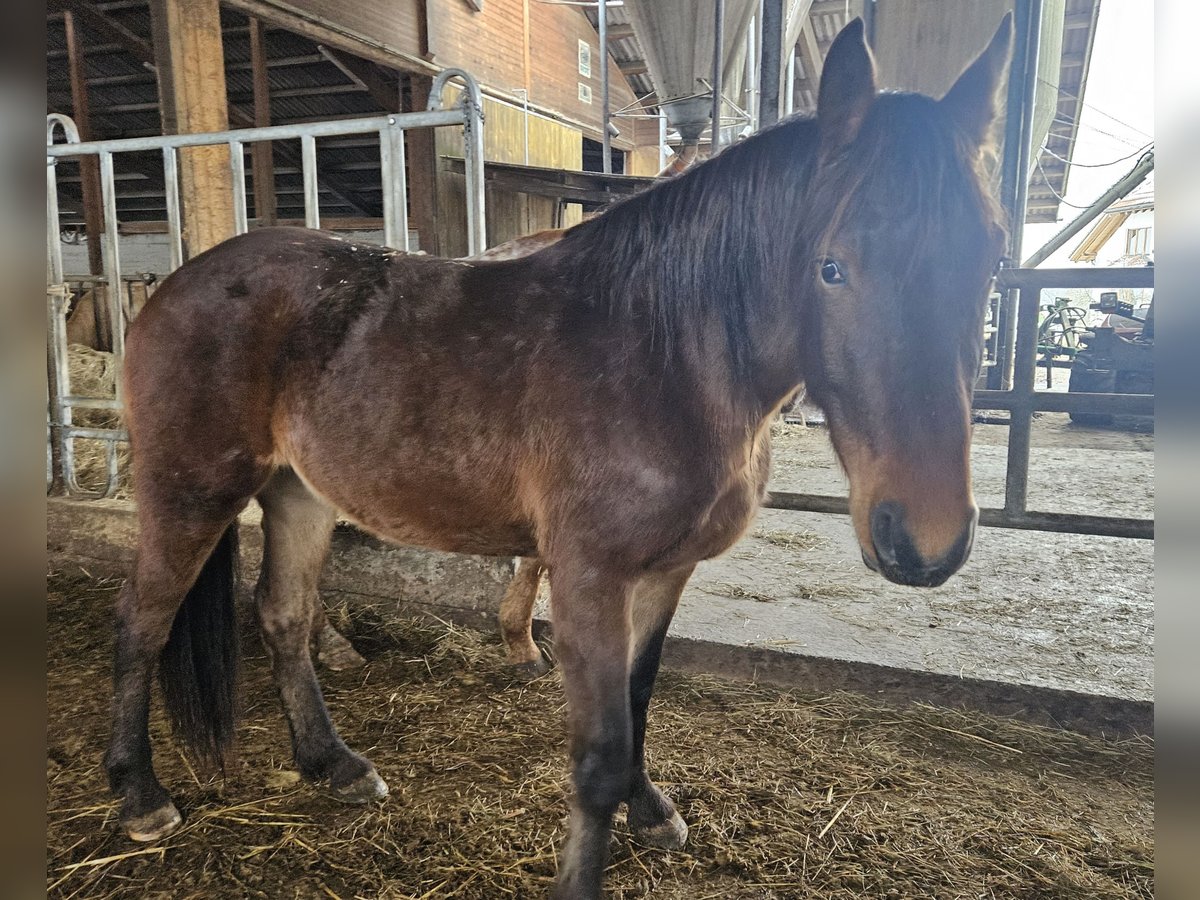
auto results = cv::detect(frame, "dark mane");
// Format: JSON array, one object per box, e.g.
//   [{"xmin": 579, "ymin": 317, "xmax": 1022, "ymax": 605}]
[
  {"xmin": 552, "ymin": 116, "xmax": 821, "ymax": 369},
  {"xmin": 549, "ymin": 93, "xmax": 1004, "ymax": 370}
]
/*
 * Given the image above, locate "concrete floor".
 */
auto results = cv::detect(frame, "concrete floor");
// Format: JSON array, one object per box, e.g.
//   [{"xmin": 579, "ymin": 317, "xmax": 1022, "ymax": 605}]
[
  {"xmin": 525, "ymin": 416, "xmax": 1154, "ymax": 709},
  {"xmin": 685, "ymin": 418, "xmax": 1153, "ymax": 703}
]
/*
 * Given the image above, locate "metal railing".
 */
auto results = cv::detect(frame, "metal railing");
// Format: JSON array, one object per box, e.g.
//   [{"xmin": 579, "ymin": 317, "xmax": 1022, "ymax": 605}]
[
  {"xmin": 768, "ymin": 266, "xmax": 1155, "ymax": 540},
  {"xmin": 46, "ymin": 69, "xmax": 486, "ymax": 499}
]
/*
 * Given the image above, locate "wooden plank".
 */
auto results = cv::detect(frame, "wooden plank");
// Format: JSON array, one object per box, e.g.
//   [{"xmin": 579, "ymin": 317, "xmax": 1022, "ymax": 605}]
[
  {"xmin": 248, "ymin": 16, "xmax": 276, "ymax": 225},
  {"xmin": 148, "ymin": 0, "xmax": 235, "ymax": 257},
  {"xmin": 405, "ymin": 74, "xmax": 440, "ymax": 253},
  {"xmin": 63, "ymin": 9, "xmax": 105, "ymax": 275}
]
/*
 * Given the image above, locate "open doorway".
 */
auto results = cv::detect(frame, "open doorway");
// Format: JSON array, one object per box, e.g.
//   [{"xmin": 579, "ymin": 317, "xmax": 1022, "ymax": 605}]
[{"xmin": 582, "ymin": 136, "xmax": 625, "ymax": 174}]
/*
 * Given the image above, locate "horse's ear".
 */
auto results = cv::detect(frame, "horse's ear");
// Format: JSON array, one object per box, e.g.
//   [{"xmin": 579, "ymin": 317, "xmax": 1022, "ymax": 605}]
[
  {"xmin": 940, "ymin": 12, "xmax": 1014, "ymax": 147},
  {"xmin": 817, "ymin": 18, "xmax": 877, "ymax": 151}
]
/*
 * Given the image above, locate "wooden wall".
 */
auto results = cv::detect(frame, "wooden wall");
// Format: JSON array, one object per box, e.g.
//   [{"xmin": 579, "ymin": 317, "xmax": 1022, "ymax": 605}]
[
  {"xmin": 434, "ymin": 91, "xmax": 585, "ymax": 257},
  {"xmin": 241, "ymin": 0, "xmax": 641, "ymax": 141}
]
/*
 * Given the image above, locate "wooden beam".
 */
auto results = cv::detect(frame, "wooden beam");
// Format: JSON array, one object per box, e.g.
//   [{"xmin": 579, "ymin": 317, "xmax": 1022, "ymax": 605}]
[
  {"xmin": 618, "ymin": 60, "xmax": 649, "ymax": 77},
  {"xmin": 248, "ymin": 17, "xmax": 276, "ymax": 225},
  {"xmin": 607, "ymin": 23, "xmax": 634, "ymax": 41},
  {"xmin": 317, "ymin": 45, "xmax": 400, "ymax": 111},
  {"xmin": 55, "ymin": 0, "xmax": 156, "ymax": 68},
  {"xmin": 148, "ymin": 0, "xmax": 234, "ymax": 256},
  {"xmin": 63, "ymin": 9, "xmax": 105, "ymax": 275}
]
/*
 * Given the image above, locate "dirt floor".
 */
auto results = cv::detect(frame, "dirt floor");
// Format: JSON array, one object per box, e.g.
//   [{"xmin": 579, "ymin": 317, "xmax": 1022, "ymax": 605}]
[{"xmin": 48, "ymin": 573, "xmax": 1153, "ymax": 900}]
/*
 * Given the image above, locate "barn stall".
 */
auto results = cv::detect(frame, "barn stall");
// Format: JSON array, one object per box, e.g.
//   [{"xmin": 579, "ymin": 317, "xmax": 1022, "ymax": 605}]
[{"xmin": 46, "ymin": 1, "xmax": 1152, "ymax": 897}]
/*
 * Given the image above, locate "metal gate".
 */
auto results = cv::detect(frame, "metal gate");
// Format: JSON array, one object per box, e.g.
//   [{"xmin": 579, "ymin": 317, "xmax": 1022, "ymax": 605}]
[{"xmin": 46, "ymin": 68, "xmax": 486, "ymax": 499}]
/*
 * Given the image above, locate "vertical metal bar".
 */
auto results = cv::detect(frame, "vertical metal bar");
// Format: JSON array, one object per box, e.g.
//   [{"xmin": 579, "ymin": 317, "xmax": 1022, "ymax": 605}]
[
  {"xmin": 46, "ymin": 149, "xmax": 67, "ymax": 493},
  {"xmin": 785, "ymin": 47, "xmax": 795, "ymax": 114},
  {"xmin": 759, "ymin": 0, "xmax": 782, "ymax": 128},
  {"xmin": 712, "ymin": 0, "xmax": 725, "ymax": 152},
  {"xmin": 1003, "ymin": 283, "xmax": 1043, "ymax": 514},
  {"xmin": 380, "ymin": 120, "xmax": 410, "ymax": 251},
  {"xmin": 745, "ymin": 13, "xmax": 757, "ymax": 130},
  {"xmin": 46, "ymin": 157, "xmax": 64, "ymax": 285},
  {"xmin": 463, "ymin": 92, "xmax": 487, "ymax": 255},
  {"xmin": 99, "ymin": 150, "xmax": 124, "ymax": 379},
  {"xmin": 599, "ymin": 0, "xmax": 611, "ymax": 174},
  {"xmin": 301, "ymin": 134, "xmax": 320, "ymax": 229},
  {"xmin": 230, "ymin": 140, "xmax": 248, "ymax": 235},
  {"xmin": 659, "ymin": 113, "xmax": 668, "ymax": 171},
  {"xmin": 992, "ymin": 0, "xmax": 1042, "ymax": 390},
  {"xmin": 162, "ymin": 146, "xmax": 184, "ymax": 271}
]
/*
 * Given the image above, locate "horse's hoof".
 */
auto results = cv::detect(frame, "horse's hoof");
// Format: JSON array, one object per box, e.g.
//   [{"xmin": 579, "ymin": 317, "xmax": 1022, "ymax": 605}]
[
  {"xmin": 123, "ymin": 801, "xmax": 183, "ymax": 842},
  {"xmin": 332, "ymin": 768, "xmax": 388, "ymax": 804},
  {"xmin": 510, "ymin": 655, "xmax": 551, "ymax": 680},
  {"xmin": 317, "ymin": 625, "xmax": 367, "ymax": 671},
  {"xmin": 631, "ymin": 810, "xmax": 688, "ymax": 850}
]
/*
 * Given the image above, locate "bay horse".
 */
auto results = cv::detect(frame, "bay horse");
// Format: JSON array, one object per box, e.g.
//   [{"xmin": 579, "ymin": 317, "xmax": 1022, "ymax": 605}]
[{"xmin": 106, "ymin": 17, "xmax": 1012, "ymax": 899}]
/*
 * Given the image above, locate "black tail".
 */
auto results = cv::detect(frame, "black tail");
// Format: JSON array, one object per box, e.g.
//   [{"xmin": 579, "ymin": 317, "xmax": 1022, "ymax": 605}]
[{"xmin": 158, "ymin": 524, "xmax": 240, "ymax": 769}]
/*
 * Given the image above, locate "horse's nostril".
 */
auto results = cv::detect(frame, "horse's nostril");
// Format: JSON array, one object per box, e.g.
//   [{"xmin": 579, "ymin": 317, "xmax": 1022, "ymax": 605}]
[
  {"xmin": 869, "ymin": 501, "xmax": 904, "ymax": 567},
  {"xmin": 867, "ymin": 502, "xmax": 976, "ymax": 587}
]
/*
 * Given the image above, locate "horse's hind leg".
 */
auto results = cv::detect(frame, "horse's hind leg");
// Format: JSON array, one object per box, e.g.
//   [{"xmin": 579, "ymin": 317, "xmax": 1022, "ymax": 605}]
[
  {"xmin": 625, "ymin": 566, "xmax": 693, "ymax": 849},
  {"xmin": 499, "ymin": 557, "xmax": 548, "ymax": 676},
  {"xmin": 106, "ymin": 511, "xmax": 244, "ymax": 842},
  {"xmin": 255, "ymin": 469, "xmax": 387, "ymax": 802},
  {"xmin": 312, "ymin": 604, "xmax": 367, "ymax": 671}
]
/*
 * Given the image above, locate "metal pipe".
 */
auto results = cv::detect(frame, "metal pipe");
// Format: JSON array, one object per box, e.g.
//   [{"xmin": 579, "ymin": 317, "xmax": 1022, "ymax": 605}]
[
  {"xmin": 759, "ymin": 0, "xmax": 782, "ymax": 127},
  {"xmin": 47, "ymin": 110, "xmax": 466, "ymax": 158},
  {"xmin": 974, "ymin": 390, "xmax": 1154, "ymax": 417},
  {"xmin": 997, "ymin": 266, "xmax": 1153, "ymax": 290},
  {"xmin": 712, "ymin": 0, "xmax": 725, "ymax": 152},
  {"xmin": 785, "ymin": 45, "xmax": 795, "ymax": 115},
  {"xmin": 45, "ymin": 129, "xmax": 69, "ymax": 493},
  {"xmin": 764, "ymin": 493, "xmax": 1152, "ymax": 540},
  {"xmin": 301, "ymin": 134, "xmax": 320, "ymax": 229},
  {"xmin": 599, "ymin": 0, "xmax": 611, "ymax": 174},
  {"xmin": 1002, "ymin": 282, "xmax": 1041, "ymax": 514},
  {"xmin": 162, "ymin": 146, "xmax": 183, "ymax": 270},
  {"xmin": 428, "ymin": 69, "xmax": 487, "ymax": 255},
  {"xmin": 230, "ymin": 140, "xmax": 248, "ymax": 235},
  {"xmin": 659, "ymin": 113, "xmax": 668, "ymax": 171},
  {"xmin": 991, "ymin": 0, "xmax": 1042, "ymax": 390},
  {"xmin": 380, "ymin": 119, "xmax": 409, "ymax": 251},
  {"xmin": 1022, "ymin": 149, "xmax": 1154, "ymax": 268},
  {"xmin": 99, "ymin": 150, "xmax": 124, "ymax": 381}
]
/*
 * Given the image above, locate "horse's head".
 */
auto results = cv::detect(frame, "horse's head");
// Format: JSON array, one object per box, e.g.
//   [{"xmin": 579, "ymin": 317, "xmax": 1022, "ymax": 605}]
[{"xmin": 798, "ymin": 17, "xmax": 1012, "ymax": 587}]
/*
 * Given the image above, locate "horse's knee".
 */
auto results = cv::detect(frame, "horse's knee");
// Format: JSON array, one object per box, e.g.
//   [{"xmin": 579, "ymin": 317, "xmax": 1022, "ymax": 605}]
[{"xmin": 573, "ymin": 737, "xmax": 632, "ymax": 814}]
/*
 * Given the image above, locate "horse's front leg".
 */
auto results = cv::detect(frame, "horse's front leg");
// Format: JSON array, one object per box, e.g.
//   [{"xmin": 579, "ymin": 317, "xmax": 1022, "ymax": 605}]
[
  {"xmin": 625, "ymin": 566, "xmax": 694, "ymax": 848},
  {"xmin": 549, "ymin": 564, "xmax": 635, "ymax": 900}
]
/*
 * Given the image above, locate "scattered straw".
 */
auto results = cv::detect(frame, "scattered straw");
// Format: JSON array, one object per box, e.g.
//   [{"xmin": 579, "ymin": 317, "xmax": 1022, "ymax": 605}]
[{"xmin": 47, "ymin": 571, "xmax": 1153, "ymax": 899}]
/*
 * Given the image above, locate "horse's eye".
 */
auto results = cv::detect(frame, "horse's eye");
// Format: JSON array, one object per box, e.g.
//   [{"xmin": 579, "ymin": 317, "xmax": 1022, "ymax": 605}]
[{"xmin": 820, "ymin": 258, "xmax": 846, "ymax": 285}]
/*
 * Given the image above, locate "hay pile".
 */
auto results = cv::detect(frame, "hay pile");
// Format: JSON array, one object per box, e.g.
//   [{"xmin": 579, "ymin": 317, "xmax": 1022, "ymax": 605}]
[
  {"xmin": 62, "ymin": 344, "xmax": 131, "ymax": 498},
  {"xmin": 48, "ymin": 572, "xmax": 1153, "ymax": 899}
]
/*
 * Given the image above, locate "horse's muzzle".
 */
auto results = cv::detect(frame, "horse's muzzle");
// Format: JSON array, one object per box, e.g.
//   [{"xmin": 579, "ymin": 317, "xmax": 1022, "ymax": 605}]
[{"xmin": 866, "ymin": 501, "xmax": 977, "ymax": 587}]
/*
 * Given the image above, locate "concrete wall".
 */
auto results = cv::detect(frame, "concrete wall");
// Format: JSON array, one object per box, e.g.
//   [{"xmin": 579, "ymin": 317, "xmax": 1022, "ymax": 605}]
[{"xmin": 48, "ymin": 497, "xmax": 517, "ymax": 631}]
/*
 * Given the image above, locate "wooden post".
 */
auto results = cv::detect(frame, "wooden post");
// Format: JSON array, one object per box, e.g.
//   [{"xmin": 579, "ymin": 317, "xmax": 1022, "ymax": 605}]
[
  {"xmin": 63, "ymin": 10, "xmax": 104, "ymax": 276},
  {"xmin": 148, "ymin": 0, "xmax": 235, "ymax": 257},
  {"xmin": 406, "ymin": 74, "xmax": 440, "ymax": 254},
  {"xmin": 248, "ymin": 17, "xmax": 276, "ymax": 225}
]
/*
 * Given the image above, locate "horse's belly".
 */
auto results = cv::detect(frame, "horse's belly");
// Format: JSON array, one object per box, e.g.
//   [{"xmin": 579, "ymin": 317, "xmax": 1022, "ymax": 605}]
[{"xmin": 286, "ymin": 446, "xmax": 536, "ymax": 557}]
